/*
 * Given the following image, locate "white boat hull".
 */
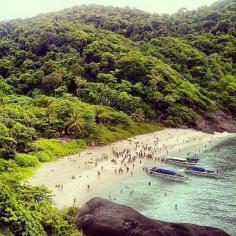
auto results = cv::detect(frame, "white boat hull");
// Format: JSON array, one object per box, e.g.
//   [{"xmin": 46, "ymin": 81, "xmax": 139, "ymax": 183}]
[
  {"xmin": 185, "ymin": 169, "xmax": 218, "ymax": 178},
  {"xmin": 147, "ymin": 169, "xmax": 187, "ymax": 182},
  {"xmin": 164, "ymin": 160, "xmax": 195, "ymax": 167},
  {"xmin": 162, "ymin": 156, "xmax": 197, "ymax": 167}
]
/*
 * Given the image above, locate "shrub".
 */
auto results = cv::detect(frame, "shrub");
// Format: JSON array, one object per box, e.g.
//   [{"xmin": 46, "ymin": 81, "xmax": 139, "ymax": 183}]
[
  {"xmin": 0, "ymin": 184, "xmax": 45, "ymax": 236},
  {"xmin": 32, "ymin": 139, "xmax": 85, "ymax": 162},
  {"xmin": 0, "ymin": 159, "xmax": 17, "ymax": 173},
  {"xmin": 15, "ymin": 153, "xmax": 40, "ymax": 167}
]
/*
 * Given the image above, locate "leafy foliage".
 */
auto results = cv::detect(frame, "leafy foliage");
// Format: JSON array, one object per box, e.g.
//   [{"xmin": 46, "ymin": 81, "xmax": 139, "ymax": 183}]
[{"xmin": 0, "ymin": 0, "xmax": 235, "ymax": 235}]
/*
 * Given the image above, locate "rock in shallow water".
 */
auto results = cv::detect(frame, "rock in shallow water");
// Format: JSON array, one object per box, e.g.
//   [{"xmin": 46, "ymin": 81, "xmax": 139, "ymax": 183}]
[{"xmin": 76, "ymin": 197, "xmax": 229, "ymax": 236}]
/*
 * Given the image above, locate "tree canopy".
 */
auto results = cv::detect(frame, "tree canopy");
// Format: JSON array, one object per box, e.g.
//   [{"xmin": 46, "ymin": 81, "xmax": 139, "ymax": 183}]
[{"xmin": 0, "ymin": 0, "xmax": 235, "ymax": 234}]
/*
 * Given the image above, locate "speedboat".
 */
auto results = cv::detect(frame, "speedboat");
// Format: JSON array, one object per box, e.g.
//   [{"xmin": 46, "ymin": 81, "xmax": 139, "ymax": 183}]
[
  {"xmin": 184, "ymin": 166, "xmax": 218, "ymax": 177},
  {"xmin": 146, "ymin": 167, "xmax": 188, "ymax": 182},
  {"xmin": 163, "ymin": 156, "xmax": 195, "ymax": 166},
  {"xmin": 186, "ymin": 155, "xmax": 199, "ymax": 163}
]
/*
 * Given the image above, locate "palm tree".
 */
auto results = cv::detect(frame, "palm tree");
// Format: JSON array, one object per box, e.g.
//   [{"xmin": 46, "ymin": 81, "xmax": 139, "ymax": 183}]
[{"xmin": 65, "ymin": 112, "xmax": 84, "ymax": 138}]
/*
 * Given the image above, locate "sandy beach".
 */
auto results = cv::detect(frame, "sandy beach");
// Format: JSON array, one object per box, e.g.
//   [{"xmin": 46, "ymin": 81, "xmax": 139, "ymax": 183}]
[{"xmin": 27, "ymin": 128, "xmax": 230, "ymax": 208}]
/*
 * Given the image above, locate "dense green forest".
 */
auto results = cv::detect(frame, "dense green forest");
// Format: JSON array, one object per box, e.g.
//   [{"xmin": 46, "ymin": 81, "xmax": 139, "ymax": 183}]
[{"xmin": 0, "ymin": 0, "xmax": 235, "ymax": 235}]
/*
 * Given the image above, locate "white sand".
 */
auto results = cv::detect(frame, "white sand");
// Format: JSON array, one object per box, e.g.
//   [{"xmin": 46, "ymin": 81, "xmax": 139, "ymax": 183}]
[{"xmin": 27, "ymin": 128, "xmax": 229, "ymax": 208}]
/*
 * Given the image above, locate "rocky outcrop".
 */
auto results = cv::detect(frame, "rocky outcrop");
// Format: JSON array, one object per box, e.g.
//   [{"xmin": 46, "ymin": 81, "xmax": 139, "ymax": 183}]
[
  {"xmin": 196, "ymin": 111, "xmax": 236, "ymax": 134},
  {"xmin": 76, "ymin": 197, "xmax": 230, "ymax": 236}
]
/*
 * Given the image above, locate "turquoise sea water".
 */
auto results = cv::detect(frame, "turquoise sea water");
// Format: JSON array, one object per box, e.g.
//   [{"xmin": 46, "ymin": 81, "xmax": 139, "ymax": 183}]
[{"xmin": 89, "ymin": 134, "xmax": 236, "ymax": 235}]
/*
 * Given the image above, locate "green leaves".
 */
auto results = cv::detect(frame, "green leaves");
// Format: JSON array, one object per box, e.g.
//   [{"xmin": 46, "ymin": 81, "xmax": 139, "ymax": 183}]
[
  {"xmin": 14, "ymin": 153, "xmax": 39, "ymax": 167},
  {"xmin": 65, "ymin": 112, "xmax": 85, "ymax": 138},
  {"xmin": 0, "ymin": 184, "xmax": 46, "ymax": 235},
  {"xmin": 0, "ymin": 2, "xmax": 235, "ymax": 234},
  {"xmin": 0, "ymin": 1, "xmax": 234, "ymax": 126}
]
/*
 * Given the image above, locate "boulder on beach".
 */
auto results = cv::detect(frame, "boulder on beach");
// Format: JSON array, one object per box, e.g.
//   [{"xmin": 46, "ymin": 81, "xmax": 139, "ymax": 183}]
[{"xmin": 76, "ymin": 197, "xmax": 229, "ymax": 236}]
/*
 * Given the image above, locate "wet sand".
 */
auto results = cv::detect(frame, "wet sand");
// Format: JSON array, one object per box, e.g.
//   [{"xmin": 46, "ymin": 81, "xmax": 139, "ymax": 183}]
[{"xmin": 27, "ymin": 128, "xmax": 229, "ymax": 208}]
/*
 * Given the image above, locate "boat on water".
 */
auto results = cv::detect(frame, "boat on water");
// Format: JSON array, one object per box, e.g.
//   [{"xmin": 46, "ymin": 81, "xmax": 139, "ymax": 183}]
[
  {"xmin": 185, "ymin": 166, "xmax": 218, "ymax": 177},
  {"xmin": 186, "ymin": 155, "xmax": 199, "ymax": 163},
  {"xmin": 163, "ymin": 156, "xmax": 196, "ymax": 166},
  {"xmin": 146, "ymin": 167, "xmax": 188, "ymax": 182}
]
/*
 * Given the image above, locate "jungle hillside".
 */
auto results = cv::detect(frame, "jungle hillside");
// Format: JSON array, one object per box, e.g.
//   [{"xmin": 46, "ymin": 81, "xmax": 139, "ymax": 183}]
[{"xmin": 0, "ymin": 0, "xmax": 235, "ymax": 235}]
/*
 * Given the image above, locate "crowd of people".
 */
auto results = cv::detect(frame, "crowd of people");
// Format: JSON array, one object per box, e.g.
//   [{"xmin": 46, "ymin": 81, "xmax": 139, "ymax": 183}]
[{"xmin": 53, "ymin": 131, "xmax": 218, "ymax": 208}]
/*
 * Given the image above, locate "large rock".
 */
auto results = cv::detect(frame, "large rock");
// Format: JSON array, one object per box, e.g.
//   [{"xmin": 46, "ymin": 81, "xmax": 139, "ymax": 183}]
[
  {"xmin": 76, "ymin": 197, "xmax": 229, "ymax": 236},
  {"xmin": 196, "ymin": 111, "xmax": 236, "ymax": 134}
]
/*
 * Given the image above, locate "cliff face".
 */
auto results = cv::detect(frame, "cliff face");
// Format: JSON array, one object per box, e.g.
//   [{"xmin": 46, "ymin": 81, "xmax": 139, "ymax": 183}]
[
  {"xmin": 76, "ymin": 197, "xmax": 230, "ymax": 236},
  {"xmin": 195, "ymin": 111, "xmax": 236, "ymax": 134}
]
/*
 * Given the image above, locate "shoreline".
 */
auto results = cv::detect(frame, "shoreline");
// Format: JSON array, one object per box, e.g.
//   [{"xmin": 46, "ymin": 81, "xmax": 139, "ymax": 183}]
[{"xmin": 27, "ymin": 128, "xmax": 230, "ymax": 208}]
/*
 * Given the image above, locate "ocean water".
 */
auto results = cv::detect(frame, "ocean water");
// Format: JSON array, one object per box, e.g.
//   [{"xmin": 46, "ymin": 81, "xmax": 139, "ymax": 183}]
[{"xmin": 87, "ymin": 134, "xmax": 236, "ymax": 235}]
